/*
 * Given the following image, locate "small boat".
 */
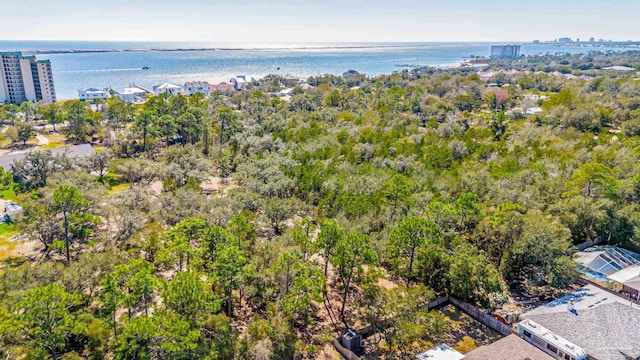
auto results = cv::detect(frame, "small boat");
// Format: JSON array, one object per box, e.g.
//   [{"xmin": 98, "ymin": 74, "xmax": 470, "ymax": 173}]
[
  {"xmin": 277, "ymin": 67, "xmax": 281, "ymax": 70},
  {"xmin": 142, "ymin": 66, "xmax": 150, "ymax": 70}
]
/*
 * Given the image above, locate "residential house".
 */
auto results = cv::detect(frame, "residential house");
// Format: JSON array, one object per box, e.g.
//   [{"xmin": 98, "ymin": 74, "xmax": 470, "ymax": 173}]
[
  {"xmin": 521, "ymin": 284, "xmax": 640, "ymax": 360},
  {"xmin": 463, "ymin": 334, "xmax": 553, "ymax": 360},
  {"xmin": 184, "ymin": 81, "xmax": 211, "ymax": 96},
  {"xmin": 2, "ymin": 200, "xmax": 23, "ymax": 222},
  {"xmin": 209, "ymin": 82, "xmax": 235, "ymax": 93},
  {"xmin": 575, "ymin": 246, "xmax": 640, "ymax": 297},
  {"xmin": 230, "ymin": 75, "xmax": 252, "ymax": 91},
  {"xmin": 343, "ymin": 70, "xmax": 361, "ymax": 79},
  {"xmin": 78, "ymin": 88, "xmax": 110, "ymax": 101},
  {"xmin": 117, "ymin": 85, "xmax": 152, "ymax": 103},
  {"xmin": 153, "ymin": 83, "xmax": 183, "ymax": 96}
]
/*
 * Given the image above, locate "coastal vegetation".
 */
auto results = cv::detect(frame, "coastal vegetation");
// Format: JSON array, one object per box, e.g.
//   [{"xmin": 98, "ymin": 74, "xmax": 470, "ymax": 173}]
[{"xmin": 0, "ymin": 50, "xmax": 640, "ymax": 359}]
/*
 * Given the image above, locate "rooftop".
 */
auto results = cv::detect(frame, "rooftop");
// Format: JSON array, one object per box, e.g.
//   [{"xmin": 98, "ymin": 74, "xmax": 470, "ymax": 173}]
[
  {"xmin": 518, "ymin": 320, "xmax": 586, "ymax": 359},
  {"xmin": 463, "ymin": 334, "xmax": 553, "ymax": 360},
  {"xmin": 0, "ymin": 144, "xmax": 96, "ymax": 171},
  {"xmin": 608, "ymin": 264, "xmax": 640, "ymax": 284},
  {"xmin": 522, "ymin": 286, "xmax": 640, "ymax": 360},
  {"xmin": 416, "ymin": 344, "xmax": 464, "ymax": 360},
  {"xmin": 602, "ymin": 65, "xmax": 635, "ymax": 71},
  {"xmin": 154, "ymin": 83, "xmax": 182, "ymax": 90},
  {"xmin": 523, "ymin": 284, "xmax": 632, "ymax": 316},
  {"xmin": 575, "ymin": 246, "xmax": 640, "ymax": 276},
  {"xmin": 184, "ymin": 81, "xmax": 210, "ymax": 87}
]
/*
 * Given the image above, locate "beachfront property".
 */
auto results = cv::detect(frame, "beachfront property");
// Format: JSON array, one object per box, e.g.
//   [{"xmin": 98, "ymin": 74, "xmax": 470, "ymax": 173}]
[
  {"xmin": 210, "ymin": 82, "xmax": 235, "ymax": 93},
  {"xmin": 116, "ymin": 84, "xmax": 152, "ymax": 103},
  {"xmin": 521, "ymin": 284, "xmax": 640, "ymax": 360},
  {"xmin": 575, "ymin": 246, "xmax": 640, "ymax": 297},
  {"xmin": 0, "ymin": 51, "xmax": 56, "ymax": 104},
  {"xmin": 153, "ymin": 83, "xmax": 183, "ymax": 96},
  {"xmin": 78, "ymin": 88, "xmax": 111, "ymax": 101},
  {"xmin": 230, "ymin": 75, "xmax": 252, "ymax": 91},
  {"xmin": 184, "ymin": 81, "xmax": 211, "ymax": 96},
  {"xmin": 343, "ymin": 70, "xmax": 361, "ymax": 79},
  {"xmin": 490, "ymin": 45, "xmax": 521, "ymax": 59}
]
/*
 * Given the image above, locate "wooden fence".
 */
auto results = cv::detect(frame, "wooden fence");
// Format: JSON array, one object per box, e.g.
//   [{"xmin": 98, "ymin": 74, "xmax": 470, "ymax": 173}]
[
  {"xmin": 332, "ymin": 339, "xmax": 361, "ymax": 360},
  {"xmin": 333, "ymin": 295, "xmax": 513, "ymax": 359},
  {"xmin": 449, "ymin": 297, "xmax": 513, "ymax": 336}
]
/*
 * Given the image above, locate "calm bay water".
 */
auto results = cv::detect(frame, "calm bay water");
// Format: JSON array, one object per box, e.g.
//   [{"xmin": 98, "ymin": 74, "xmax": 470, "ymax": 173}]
[{"xmin": 0, "ymin": 41, "xmax": 636, "ymax": 100}]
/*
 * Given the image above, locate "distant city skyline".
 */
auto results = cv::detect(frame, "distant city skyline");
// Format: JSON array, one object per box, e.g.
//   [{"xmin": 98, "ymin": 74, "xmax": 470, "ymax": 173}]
[{"xmin": 2, "ymin": 0, "xmax": 639, "ymax": 43}]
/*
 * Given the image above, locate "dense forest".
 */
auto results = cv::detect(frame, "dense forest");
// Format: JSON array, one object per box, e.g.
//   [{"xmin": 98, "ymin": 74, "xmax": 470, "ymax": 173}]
[{"xmin": 1, "ymin": 51, "xmax": 640, "ymax": 359}]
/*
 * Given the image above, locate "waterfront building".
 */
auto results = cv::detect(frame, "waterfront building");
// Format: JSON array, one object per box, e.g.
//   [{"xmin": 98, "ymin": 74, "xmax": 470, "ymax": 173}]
[
  {"xmin": 78, "ymin": 88, "xmax": 111, "ymax": 101},
  {"xmin": 210, "ymin": 82, "xmax": 235, "ymax": 93},
  {"xmin": 184, "ymin": 81, "xmax": 211, "ymax": 96},
  {"xmin": 0, "ymin": 52, "xmax": 56, "ymax": 104},
  {"xmin": 116, "ymin": 84, "xmax": 152, "ymax": 103},
  {"xmin": 490, "ymin": 45, "xmax": 521, "ymax": 59},
  {"xmin": 230, "ymin": 75, "xmax": 252, "ymax": 91},
  {"xmin": 153, "ymin": 83, "xmax": 183, "ymax": 96},
  {"xmin": 343, "ymin": 70, "xmax": 361, "ymax": 79}
]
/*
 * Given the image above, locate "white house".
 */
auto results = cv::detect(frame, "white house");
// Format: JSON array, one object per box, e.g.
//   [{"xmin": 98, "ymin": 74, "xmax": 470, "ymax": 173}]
[
  {"xmin": 230, "ymin": 75, "xmax": 253, "ymax": 91},
  {"xmin": 184, "ymin": 81, "xmax": 211, "ymax": 96},
  {"xmin": 2, "ymin": 201, "xmax": 23, "ymax": 222},
  {"xmin": 78, "ymin": 88, "xmax": 110, "ymax": 101},
  {"xmin": 118, "ymin": 85, "xmax": 152, "ymax": 103},
  {"xmin": 153, "ymin": 83, "xmax": 183, "ymax": 96}
]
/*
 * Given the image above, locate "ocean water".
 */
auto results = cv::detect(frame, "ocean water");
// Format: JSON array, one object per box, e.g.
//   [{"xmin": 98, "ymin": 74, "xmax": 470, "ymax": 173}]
[{"xmin": 0, "ymin": 41, "xmax": 636, "ymax": 100}]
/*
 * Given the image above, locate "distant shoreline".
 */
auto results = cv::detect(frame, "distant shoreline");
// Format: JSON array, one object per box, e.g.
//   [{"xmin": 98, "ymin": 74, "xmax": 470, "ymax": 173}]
[
  {"xmin": 17, "ymin": 42, "xmax": 640, "ymax": 56},
  {"xmin": 20, "ymin": 44, "xmax": 447, "ymax": 55}
]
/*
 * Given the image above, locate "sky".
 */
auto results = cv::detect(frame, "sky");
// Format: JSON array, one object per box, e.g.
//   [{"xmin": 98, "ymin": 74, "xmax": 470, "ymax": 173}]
[{"xmin": 1, "ymin": 0, "xmax": 639, "ymax": 43}]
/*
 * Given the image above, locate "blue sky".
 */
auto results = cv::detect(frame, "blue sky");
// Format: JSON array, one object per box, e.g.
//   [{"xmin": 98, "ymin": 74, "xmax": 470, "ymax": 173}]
[{"xmin": 2, "ymin": 0, "xmax": 639, "ymax": 42}]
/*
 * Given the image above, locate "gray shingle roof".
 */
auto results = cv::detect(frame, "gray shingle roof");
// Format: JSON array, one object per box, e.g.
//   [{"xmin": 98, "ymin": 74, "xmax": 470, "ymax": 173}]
[
  {"xmin": 463, "ymin": 334, "xmax": 553, "ymax": 360},
  {"xmin": 0, "ymin": 144, "xmax": 96, "ymax": 171},
  {"xmin": 524, "ymin": 302, "xmax": 640, "ymax": 360}
]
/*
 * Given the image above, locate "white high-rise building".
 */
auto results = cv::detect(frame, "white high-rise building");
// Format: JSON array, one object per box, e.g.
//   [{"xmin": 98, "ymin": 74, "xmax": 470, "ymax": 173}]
[
  {"xmin": 490, "ymin": 45, "xmax": 521, "ymax": 59},
  {"xmin": 0, "ymin": 52, "xmax": 56, "ymax": 104}
]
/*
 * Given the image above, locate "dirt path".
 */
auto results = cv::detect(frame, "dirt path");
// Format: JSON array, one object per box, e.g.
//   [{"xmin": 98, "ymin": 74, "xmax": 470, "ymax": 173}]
[{"xmin": 36, "ymin": 134, "xmax": 50, "ymax": 146}]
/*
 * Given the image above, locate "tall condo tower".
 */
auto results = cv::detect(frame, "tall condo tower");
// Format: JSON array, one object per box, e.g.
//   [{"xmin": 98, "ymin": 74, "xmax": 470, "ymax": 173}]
[{"xmin": 0, "ymin": 52, "xmax": 56, "ymax": 104}]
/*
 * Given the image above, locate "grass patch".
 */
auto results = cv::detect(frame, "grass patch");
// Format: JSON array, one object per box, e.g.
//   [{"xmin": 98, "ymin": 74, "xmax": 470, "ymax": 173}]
[
  {"xmin": 453, "ymin": 336, "xmax": 478, "ymax": 353},
  {"xmin": 38, "ymin": 133, "xmax": 69, "ymax": 150},
  {"xmin": 107, "ymin": 183, "xmax": 131, "ymax": 196},
  {"xmin": 0, "ymin": 136, "xmax": 12, "ymax": 148},
  {"xmin": 0, "ymin": 187, "xmax": 18, "ymax": 202},
  {"xmin": 0, "ymin": 222, "xmax": 20, "ymax": 261},
  {"xmin": 39, "ymin": 142, "xmax": 67, "ymax": 150},
  {"xmin": 44, "ymin": 133, "xmax": 67, "ymax": 143}
]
